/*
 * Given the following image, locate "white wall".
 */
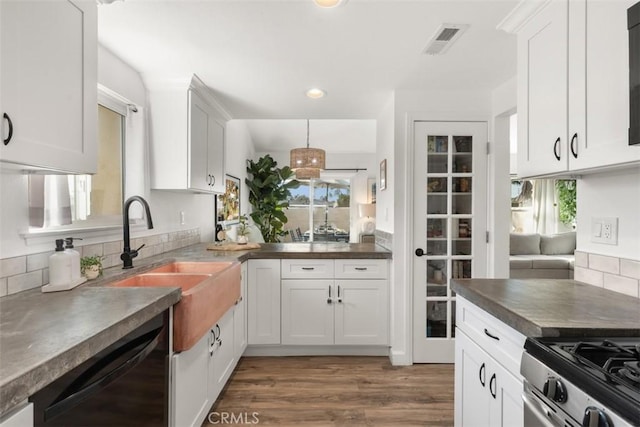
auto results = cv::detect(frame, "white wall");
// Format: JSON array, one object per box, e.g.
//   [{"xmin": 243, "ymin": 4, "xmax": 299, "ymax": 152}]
[
  {"xmin": 390, "ymin": 88, "xmax": 492, "ymax": 365},
  {"xmin": 577, "ymin": 167, "xmax": 640, "ymax": 260},
  {"xmin": 226, "ymin": 120, "xmax": 256, "ymax": 219},
  {"xmin": 376, "ymin": 94, "xmax": 395, "ymax": 233},
  {"xmin": 490, "ymin": 77, "xmax": 517, "ymax": 278}
]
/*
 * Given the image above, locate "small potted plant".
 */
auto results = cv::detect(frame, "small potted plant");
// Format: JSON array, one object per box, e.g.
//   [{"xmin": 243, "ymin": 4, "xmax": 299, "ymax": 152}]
[
  {"xmin": 236, "ymin": 215, "xmax": 250, "ymax": 245},
  {"xmin": 81, "ymin": 255, "xmax": 103, "ymax": 280}
]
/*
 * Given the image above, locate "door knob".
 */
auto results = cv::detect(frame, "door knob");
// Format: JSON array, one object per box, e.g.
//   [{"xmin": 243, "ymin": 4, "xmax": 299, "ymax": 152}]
[{"xmin": 415, "ymin": 248, "xmax": 425, "ymax": 257}]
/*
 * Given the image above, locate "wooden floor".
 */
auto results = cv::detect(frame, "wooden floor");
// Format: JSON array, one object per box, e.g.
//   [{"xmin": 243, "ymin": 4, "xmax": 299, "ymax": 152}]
[{"xmin": 203, "ymin": 356, "xmax": 454, "ymax": 426}]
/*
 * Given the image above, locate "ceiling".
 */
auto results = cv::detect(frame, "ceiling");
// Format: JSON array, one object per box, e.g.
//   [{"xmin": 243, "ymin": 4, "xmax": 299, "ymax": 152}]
[{"xmin": 98, "ymin": 0, "xmax": 517, "ymax": 152}]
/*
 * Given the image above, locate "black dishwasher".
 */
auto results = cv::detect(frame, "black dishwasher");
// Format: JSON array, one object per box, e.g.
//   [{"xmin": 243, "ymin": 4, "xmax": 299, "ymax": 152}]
[{"xmin": 30, "ymin": 311, "xmax": 170, "ymax": 426}]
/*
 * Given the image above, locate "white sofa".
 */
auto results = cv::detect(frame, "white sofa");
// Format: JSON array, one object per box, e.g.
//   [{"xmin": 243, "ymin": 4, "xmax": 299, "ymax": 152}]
[{"xmin": 509, "ymin": 232, "xmax": 575, "ymax": 279}]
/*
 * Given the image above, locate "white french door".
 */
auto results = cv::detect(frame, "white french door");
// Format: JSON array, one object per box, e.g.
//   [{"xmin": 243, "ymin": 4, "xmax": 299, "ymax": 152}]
[{"xmin": 412, "ymin": 121, "xmax": 488, "ymax": 363}]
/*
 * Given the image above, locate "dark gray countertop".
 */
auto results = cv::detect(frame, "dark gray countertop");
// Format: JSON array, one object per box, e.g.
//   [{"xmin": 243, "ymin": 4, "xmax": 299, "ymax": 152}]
[
  {"xmin": 0, "ymin": 241, "xmax": 390, "ymax": 416},
  {"xmin": 451, "ymin": 278, "xmax": 640, "ymax": 338},
  {"xmin": 0, "ymin": 286, "xmax": 180, "ymax": 415}
]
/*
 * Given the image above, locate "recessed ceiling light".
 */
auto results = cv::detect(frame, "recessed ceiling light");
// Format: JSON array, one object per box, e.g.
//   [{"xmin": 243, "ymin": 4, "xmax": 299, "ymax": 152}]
[
  {"xmin": 306, "ymin": 88, "xmax": 326, "ymax": 99},
  {"xmin": 313, "ymin": 0, "xmax": 347, "ymax": 8}
]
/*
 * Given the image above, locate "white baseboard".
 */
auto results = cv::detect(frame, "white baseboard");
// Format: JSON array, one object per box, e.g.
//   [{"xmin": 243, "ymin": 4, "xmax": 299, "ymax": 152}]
[
  {"xmin": 389, "ymin": 349, "xmax": 413, "ymax": 366},
  {"xmin": 244, "ymin": 345, "xmax": 390, "ymax": 357}
]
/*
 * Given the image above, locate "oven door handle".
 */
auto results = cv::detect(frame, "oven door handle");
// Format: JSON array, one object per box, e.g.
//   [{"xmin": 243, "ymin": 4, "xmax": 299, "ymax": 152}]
[
  {"xmin": 523, "ymin": 390, "xmax": 558, "ymax": 427},
  {"xmin": 44, "ymin": 326, "xmax": 162, "ymax": 421}
]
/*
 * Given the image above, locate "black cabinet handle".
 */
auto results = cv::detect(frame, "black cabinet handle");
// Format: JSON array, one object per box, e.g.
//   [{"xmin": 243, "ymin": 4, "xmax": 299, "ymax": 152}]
[
  {"xmin": 489, "ymin": 373, "xmax": 497, "ymax": 399},
  {"xmin": 484, "ymin": 328, "xmax": 500, "ymax": 341},
  {"xmin": 479, "ymin": 362, "xmax": 486, "ymax": 387},
  {"xmin": 211, "ymin": 175, "xmax": 215, "ymax": 187},
  {"xmin": 3, "ymin": 113, "xmax": 13, "ymax": 146},
  {"xmin": 327, "ymin": 286, "xmax": 332, "ymax": 304},
  {"xmin": 570, "ymin": 133, "xmax": 578, "ymax": 158},
  {"xmin": 415, "ymin": 248, "xmax": 425, "ymax": 257},
  {"xmin": 355, "ymin": 267, "xmax": 367, "ymax": 271},
  {"xmin": 553, "ymin": 137, "xmax": 561, "ymax": 161},
  {"xmin": 301, "ymin": 267, "xmax": 315, "ymax": 271}
]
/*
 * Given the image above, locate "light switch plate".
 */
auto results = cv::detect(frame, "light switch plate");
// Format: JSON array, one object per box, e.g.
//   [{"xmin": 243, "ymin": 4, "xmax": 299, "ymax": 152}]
[{"xmin": 591, "ymin": 217, "xmax": 618, "ymax": 245}]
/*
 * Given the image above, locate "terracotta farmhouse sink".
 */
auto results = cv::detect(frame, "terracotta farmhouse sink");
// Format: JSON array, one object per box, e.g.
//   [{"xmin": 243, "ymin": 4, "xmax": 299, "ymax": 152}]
[{"xmin": 110, "ymin": 262, "xmax": 241, "ymax": 351}]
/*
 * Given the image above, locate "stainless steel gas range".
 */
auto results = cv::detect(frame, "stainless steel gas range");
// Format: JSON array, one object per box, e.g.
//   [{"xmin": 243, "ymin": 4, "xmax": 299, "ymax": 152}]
[{"xmin": 521, "ymin": 337, "xmax": 640, "ymax": 427}]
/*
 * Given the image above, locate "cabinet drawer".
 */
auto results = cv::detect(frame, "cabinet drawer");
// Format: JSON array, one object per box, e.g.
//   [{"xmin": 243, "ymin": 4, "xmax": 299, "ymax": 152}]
[
  {"xmin": 281, "ymin": 259, "xmax": 334, "ymax": 279},
  {"xmin": 456, "ymin": 296, "xmax": 525, "ymax": 378},
  {"xmin": 335, "ymin": 259, "xmax": 388, "ymax": 279}
]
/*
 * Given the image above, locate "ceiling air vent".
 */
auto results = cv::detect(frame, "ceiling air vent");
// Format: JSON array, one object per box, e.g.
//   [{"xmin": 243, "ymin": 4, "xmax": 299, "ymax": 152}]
[{"xmin": 423, "ymin": 24, "xmax": 469, "ymax": 55}]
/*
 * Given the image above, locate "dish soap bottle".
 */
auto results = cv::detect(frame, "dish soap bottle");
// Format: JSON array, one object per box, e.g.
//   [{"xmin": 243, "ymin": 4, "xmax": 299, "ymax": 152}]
[
  {"xmin": 65, "ymin": 237, "xmax": 81, "ymax": 282},
  {"xmin": 49, "ymin": 239, "xmax": 72, "ymax": 286}
]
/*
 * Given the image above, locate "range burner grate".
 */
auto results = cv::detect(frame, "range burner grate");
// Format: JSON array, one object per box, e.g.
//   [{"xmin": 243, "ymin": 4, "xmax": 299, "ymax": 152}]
[{"xmin": 566, "ymin": 339, "xmax": 640, "ymax": 388}]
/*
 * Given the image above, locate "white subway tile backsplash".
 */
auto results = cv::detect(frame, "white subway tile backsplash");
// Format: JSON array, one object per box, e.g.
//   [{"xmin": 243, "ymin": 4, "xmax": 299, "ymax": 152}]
[
  {"xmin": 1, "ymin": 228, "xmax": 200, "ymax": 297},
  {"xmin": 103, "ymin": 241, "xmax": 122, "ymax": 256},
  {"xmin": 603, "ymin": 273, "xmax": 639, "ymax": 298},
  {"xmin": 574, "ymin": 251, "xmax": 588, "ymax": 268},
  {"xmin": 81, "ymin": 244, "xmax": 104, "ymax": 258},
  {"xmin": 0, "ymin": 257, "xmax": 26, "ymax": 278},
  {"xmin": 0, "ymin": 278, "xmax": 7, "ymax": 297},
  {"xmin": 574, "ymin": 266, "xmax": 604, "ymax": 287},
  {"xmin": 27, "ymin": 252, "xmax": 50, "ymax": 272},
  {"xmin": 8, "ymin": 271, "xmax": 43, "ymax": 294},
  {"xmin": 588, "ymin": 253, "xmax": 620, "ymax": 274},
  {"xmin": 620, "ymin": 259, "xmax": 640, "ymax": 280}
]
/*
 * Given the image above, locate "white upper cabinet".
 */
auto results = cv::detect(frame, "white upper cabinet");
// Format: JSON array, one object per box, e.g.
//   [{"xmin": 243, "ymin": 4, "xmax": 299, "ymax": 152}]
[
  {"xmin": 149, "ymin": 75, "xmax": 228, "ymax": 193},
  {"xmin": 507, "ymin": 0, "xmax": 640, "ymax": 178},
  {"xmin": 568, "ymin": 0, "xmax": 638, "ymax": 170},
  {"xmin": 0, "ymin": 0, "xmax": 97, "ymax": 174}
]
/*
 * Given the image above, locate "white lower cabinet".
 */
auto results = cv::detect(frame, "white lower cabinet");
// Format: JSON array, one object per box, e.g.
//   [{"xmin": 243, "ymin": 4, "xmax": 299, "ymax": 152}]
[
  {"xmin": 455, "ymin": 331, "xmax": 523, "ymax": 427},
  {"xmin": 280, "ymin": 259, "xmax": 389, "ymax": 346},
  {"xmin": 0, "ymin": 402, "xmax": 33, "ymax": 427},
  {"xmin": 247, "ymin": 259, "xmax": 281, "ymax": 345},
  {"xmin": 234, "ymin": 262, "xmax": 248, "ymax": 358},
  {"xmin": 282, "ymin": 279, "xmax": 335, "ymax": 345},
  {"xmin": 173, "ymin": 333, "xmax": 210, "ymax": 427},
  {"xmin": 172, "ymin": 281, "xmax": 246, "ymax": 427},
  {"xmin": 210, "ymin": 309, "xmax": 236, "ymax": 402},
  {"xmin": 454, "ymin": 296, "xmax": 525, "ymax": 427}
]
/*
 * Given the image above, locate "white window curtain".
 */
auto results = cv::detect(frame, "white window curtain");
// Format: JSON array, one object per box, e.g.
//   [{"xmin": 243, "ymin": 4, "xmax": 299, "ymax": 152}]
[
  {"xmin": 29, "ymin": 175, "xmax": 72, "ymax": 228},
  {"xmin": 532, "ymin": 179, "xmax": 558, "ymax": 234}
]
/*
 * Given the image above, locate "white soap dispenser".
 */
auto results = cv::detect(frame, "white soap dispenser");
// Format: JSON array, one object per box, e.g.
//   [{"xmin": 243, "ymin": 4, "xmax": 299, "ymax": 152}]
[
  {"xmin": 64, "ymin": 237, "xmax": 81, "ymax": 282},
  {"xmin": 43, "ymin": 238, "xmax": 87, "ymax": 293},
  {"xmin": 48, "ymin": 239, "xmax": 71, "ymax": 287}
]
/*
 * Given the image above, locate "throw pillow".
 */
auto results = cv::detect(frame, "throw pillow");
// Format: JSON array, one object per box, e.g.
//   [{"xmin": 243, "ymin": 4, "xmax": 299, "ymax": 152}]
[
  {"xmin": 540, "ymin": 232, "xmax": 576, "ymax": 255},
  {"xmin": 510, "ymin": 233, "xmax": 541, "ymax": 255}
]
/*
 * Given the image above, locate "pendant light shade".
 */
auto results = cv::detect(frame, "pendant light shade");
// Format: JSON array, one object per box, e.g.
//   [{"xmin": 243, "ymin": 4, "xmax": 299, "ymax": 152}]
[{"xmin": 290, "ymin": 120, "xmax": 326, "ymax": 179}]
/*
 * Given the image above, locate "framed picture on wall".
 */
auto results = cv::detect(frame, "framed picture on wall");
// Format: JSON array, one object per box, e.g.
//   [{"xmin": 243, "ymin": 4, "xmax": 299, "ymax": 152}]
[
  {"xmin": 216, "ymin": 175, "xmax": 241, "ymax": 224},
  {"xmin": 380, "ymin": 159, "xmax": 387, "ymax": 191}
]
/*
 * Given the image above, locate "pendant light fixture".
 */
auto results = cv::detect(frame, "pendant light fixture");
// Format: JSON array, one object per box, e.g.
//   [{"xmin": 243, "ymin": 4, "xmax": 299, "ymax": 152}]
[{"xmin": 290, "ymin": 120, "xmax": 326, "ymax": 179}]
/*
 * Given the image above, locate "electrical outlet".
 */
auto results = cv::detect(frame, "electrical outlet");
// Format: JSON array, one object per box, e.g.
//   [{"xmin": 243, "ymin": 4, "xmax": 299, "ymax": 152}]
[{"xmin": 591, "ymin": 217, "xmax": 618, "ymax": 245}]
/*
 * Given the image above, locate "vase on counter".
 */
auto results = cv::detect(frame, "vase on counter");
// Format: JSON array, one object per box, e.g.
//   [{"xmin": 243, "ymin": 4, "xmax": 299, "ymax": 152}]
[{"xmin": 237, "ymin": 235, "xmax": 248, "ymax": 245}]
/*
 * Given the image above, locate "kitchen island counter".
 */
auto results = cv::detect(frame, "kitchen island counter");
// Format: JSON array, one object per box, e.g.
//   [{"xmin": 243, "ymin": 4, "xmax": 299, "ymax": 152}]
[{"xmin": 451, "ymin": 278, "xmax": 640, "ymax": 338}]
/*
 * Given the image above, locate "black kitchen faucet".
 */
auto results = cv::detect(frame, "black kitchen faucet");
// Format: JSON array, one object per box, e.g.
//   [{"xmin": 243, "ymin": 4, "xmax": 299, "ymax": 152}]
[{"xmin": 121, "ymin": 195, "xmax": 154, "ymax": 269}]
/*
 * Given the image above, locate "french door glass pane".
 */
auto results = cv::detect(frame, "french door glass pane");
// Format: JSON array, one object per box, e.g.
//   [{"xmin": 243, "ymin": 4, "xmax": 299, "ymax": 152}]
[
  {"xmin": 427, "ymin": 259, "xmax": 447, "ymax": 296},
  {"xmin": 426, "ymin": 301, "xmax": 448, "ymax": 338}
]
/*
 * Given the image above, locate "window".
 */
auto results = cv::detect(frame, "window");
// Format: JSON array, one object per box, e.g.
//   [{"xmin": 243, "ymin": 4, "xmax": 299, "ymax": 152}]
[
  {"xmin": 510, "ymin": 178, "xmax": 576, "ymax": 234},
  {"xmin": 285, "ymin": 178, "xmax": 351, "ymax": 242},
  {"xmin": 28, "ymin": 99, "xmax": 125, "ymax": 230}
]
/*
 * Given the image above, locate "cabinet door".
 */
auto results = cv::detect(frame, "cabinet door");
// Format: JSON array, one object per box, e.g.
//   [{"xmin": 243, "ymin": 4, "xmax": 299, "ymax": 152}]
[
  {"xmin": 517, "ymin": 0, "xmax": 569, "ymax": 177},
  {"xmin": 454, "ymin": 331, "xmax": 492, "ymax": 427},
  {"xmin": 0, "ymin": 0, "xmax": 97, "ymax": 174},
  {"xmin": 490, "ymin": 363, "xmax": 524, "ymax": 427},
  {"xmin": 208, "ymin": 116, "xmax": 225, "ymax": 194},
  {"xmin": 281, "ymin": 280, "xmax": 334, "ymax": 345},
  {"xmin": 210, "ymin": 309, "xmax": 235, "ymax": 404},
  {"xmin": 568, "ymin": 0, "xmax": 640, "ymax": 170},
  {"xmin": 173, "ymin": 333, "xmax": 210, "ymax": 427},
  {"xmin": 234, "ymin": 262, "xmax": 248, "ymax": 359},
  {"xmin": 247, "ymin": 259, "xmax": 281, "ymax": 345},
  {"xmin": 188, "ymin": 90, "xmax": 211, "ymax": 192},
  {"xmin": 334, "ymin": 279, "xmax": 388, "ymax": 345}
]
